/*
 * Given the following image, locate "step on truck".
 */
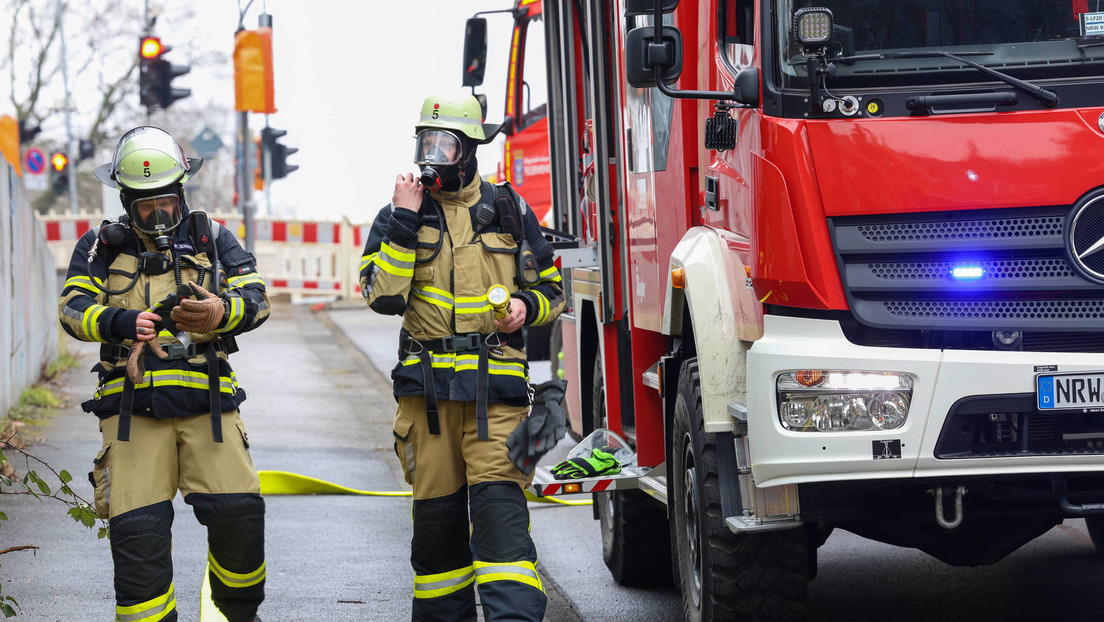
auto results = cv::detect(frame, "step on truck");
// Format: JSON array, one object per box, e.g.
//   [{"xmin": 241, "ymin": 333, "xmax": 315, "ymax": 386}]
[{"xmin": 465, "ymin": 1, "xmax": 1104, "ymax": 620}]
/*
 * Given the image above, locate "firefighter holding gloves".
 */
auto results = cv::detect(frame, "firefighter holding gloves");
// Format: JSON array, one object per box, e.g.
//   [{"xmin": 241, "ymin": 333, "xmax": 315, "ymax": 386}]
[
  {"xmin": 360, "ymin": 93, "xmax": 565, "ymax": 622},
  {"xmin": 59, "ymin": 126, "xmax": 269, "ymax": 622}
]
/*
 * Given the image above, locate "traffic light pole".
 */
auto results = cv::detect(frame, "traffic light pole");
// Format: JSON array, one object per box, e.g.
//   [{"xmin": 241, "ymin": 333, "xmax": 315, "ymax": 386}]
[
  {"xmin": 238, "ymin": 111, "xmax": 256, "ymax": 254},
  {"xmin": 57, "ymin": 0, "xmax": 78, "ymax": 215}
]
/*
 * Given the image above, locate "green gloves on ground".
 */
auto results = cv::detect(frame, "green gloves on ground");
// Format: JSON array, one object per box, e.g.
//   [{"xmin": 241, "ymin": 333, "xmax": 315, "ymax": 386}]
[{"xmin": 550, "ymin": 447, "xmax": 622, "ymax": 480}]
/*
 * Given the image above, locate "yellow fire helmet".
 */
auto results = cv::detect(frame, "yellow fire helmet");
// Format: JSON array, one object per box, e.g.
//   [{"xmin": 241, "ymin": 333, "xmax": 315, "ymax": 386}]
[
  {"xmin": 94, "ymin": 126, "xmax": 203, "ymax": 191},
  {"xmin": 416, "ymin": 94, "xmax": 501, "ymax": 145}
]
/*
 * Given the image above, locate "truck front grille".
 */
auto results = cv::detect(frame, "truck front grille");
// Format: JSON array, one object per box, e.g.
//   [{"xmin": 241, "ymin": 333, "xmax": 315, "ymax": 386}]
[
  {"xmin": 935, "ymin": 394, "xmax": 1104, "ymax": 459},
  {"xmin": 828, "ymin": 206, "xmax": 1104, "ymax": 332}
]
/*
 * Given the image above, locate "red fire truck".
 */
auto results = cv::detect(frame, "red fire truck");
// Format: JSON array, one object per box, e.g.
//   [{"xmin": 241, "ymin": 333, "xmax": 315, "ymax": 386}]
[
  {"xmin": 465, "ymin": 0, "xmax": 555, "ymax": 226},
  {"xmin": 467, "ymin": 1, "xmax": 1104, "ymax": 619}
]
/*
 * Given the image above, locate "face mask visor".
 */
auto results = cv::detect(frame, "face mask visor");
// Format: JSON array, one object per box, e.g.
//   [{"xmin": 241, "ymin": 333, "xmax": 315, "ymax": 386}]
[
  {"xmin": 129, "ymin": 193, "xmax": 182, "ymax": 237},
  {"xmin": 414, "ymin": 130, "xmax": 463, "ymax": 167}
]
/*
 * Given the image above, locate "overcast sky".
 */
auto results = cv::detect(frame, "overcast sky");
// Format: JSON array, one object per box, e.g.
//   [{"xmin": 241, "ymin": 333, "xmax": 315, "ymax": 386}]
[
  {"xmin": 2, "ymin": 1, "xmax": 540, "ymax": 223},
  {"xmin": 190, "ymin": 0, "xmax": 534, "ymax": 223}
]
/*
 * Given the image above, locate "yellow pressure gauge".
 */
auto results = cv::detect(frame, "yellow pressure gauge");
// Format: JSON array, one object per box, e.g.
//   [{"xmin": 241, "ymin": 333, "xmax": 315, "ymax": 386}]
[{"xmin": 488, "ymin": 284, "xmax": 512, "ymax": 319}]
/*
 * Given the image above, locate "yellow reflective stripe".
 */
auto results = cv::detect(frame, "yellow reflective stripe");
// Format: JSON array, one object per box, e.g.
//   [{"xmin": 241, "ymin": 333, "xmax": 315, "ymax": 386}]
[
  {"xmin": 65, "ymin": 275, "xmax": 103, "ymax": 294},
  {"xmin": 531, "ymin": 290, "xmax": 549, "ymax": 325},
  {"xmin": 473, "ymin": 560, "xmax": 544, "ymax": 593},
  {"xmin": 420, "ymin": 285, "xmax": 453, "ymax": 298},
  {"xmin": 539, "ymin": 266, "xmax": 561, "ymax": 282},
  {"xmin": 413, "ymin": 565, "xmax": 476, "ymax": 599},
  {"xmin": 455, "ymin": 295, "xmax": 490, "ymax": 314},
  {"xmin": 361, "ymin": 252, "xmax": 379, "ymax": 271},
  {"xmin": 208, "ymin": 553, "xmax": 266, "ymax": 588},
  {"xmin": 217, "ymin": 296, "xmax": 245, "ymax": 333},
  {"xmin": 99, "ymin": 370, "xmax": 238, "ymax": 396},
  {"xmin": 402, "ymin": 353, "xmax": 457, "ymax": 368},
  {"xmin": 83, "ymin": 304, "xmax": 108, "ymax": 342},
  {"xmin": 115, "ymin": 583, "xmax": 176, "ymax": 621},
  {"xmin": 402, "ymin": 354, "xmax": 527, "ymax": 378},
  {"xmin": 381, "ymin": 242, "xmax": 416, "ymax": 262},
  {"xmin": 227, "ymin": 274, "xmax": 265, "ymax": 288},
  {"xmin": 377, "ymin": 242, "xmax": 415, "ymax": 276},
  {"xmin": 412, "ymin": 287, "xmax": 455, "ymax": 310},
  {"xmin": 376, "ymin": 255, "xmax": 414, "ymax": 277}
]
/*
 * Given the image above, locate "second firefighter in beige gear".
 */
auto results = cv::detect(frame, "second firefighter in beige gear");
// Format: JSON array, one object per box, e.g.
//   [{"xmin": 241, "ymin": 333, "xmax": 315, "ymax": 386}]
[{"xmin": 360, "ymin": 93, "xmax": 564, "ymax": 622}]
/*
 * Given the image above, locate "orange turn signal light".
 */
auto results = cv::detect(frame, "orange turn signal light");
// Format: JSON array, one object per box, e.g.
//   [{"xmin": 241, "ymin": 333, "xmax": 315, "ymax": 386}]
[
  {"xmin": 794, "ymin": 370, "xmax": 826, "ymax": 387},
  {"xmin": 671, "ymin": 267, "xmax": 686, "ymax": 290},
  {"xmin": 564, "ymin": 483, "xmax": 581, "ymax": 494}
]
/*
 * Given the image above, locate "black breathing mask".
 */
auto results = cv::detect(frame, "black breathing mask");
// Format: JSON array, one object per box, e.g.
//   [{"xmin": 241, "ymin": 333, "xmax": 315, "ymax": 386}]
[
  {"xmin": 124, "ymin": 189, "xmax": 182, "ymax": 251},
  {"xmin": 415, "ymin": 129, "xmax": 468, "ymax": 193}
]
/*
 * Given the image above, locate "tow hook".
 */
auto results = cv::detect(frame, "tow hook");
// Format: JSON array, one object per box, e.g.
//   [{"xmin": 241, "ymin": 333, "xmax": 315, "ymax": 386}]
[{"xmin": 930, "ymin": 485, "xmax": 967, "ymax": 530}]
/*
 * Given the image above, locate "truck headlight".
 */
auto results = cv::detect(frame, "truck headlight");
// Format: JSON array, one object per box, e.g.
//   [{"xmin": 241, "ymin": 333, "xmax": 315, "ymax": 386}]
[{"xmin": 776, "ymin": 371, "xmax": 913, "ymax": 432}]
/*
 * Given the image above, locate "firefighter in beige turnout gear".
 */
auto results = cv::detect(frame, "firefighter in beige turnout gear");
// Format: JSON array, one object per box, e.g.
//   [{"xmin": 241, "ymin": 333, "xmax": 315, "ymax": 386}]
[
  {"xmin": 360, "ymin": 94, "xmax": 564, "ymax": 622},
  {"xmin": 59, "ymin": 127, "xmax": 268, "ymax": 622}
]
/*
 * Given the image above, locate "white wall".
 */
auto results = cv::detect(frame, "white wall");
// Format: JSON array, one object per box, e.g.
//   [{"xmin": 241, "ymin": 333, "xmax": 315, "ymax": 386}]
[{"xmin": 1, "ymin": 163, "xmax": 58, "ymax": 417}]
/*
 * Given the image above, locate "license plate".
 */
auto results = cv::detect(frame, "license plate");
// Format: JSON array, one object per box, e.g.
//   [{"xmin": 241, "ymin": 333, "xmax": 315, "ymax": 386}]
[{"xmin": 1036, "ymin": 372, "xmax": 1104, "ymax": 411}]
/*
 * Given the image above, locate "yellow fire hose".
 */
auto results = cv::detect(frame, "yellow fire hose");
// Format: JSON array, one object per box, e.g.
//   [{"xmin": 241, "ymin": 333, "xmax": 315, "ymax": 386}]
[
  {"xmin": 257, "ymin": 470, "xmax": 592, "ymax": 506},
  {"xmin": 199, "ymin": 471, "xmax": 591, "ymax": 620}
]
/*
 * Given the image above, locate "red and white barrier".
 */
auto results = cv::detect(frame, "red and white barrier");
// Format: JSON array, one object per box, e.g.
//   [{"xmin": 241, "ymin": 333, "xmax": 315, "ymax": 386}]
[{"xmin": 38, "ymin": 212, "xmax": 372, "ymax": 299}]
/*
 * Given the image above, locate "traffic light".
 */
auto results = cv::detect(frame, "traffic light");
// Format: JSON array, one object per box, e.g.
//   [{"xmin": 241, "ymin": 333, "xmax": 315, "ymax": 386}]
[
  {"xmin": 78, "ymin": 139, "xmax": 95, "ymax": 162},
  {"xmin": 261, "ymin": 127, "xmax": 298, "ymax": 179},
  {"xmin": 18, "ymin": 118, "xmax": 41, "ymax": 144},
  {"xmin": 138, "ymin": 35, "xmax": 191, "ymax": 110},
  {"xmin": 50, "ymin": 152, "xmax": 69, "ymax": 195}
]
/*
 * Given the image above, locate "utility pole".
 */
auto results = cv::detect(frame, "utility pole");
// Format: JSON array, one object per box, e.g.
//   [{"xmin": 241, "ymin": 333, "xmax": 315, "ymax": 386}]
[
  {"xmin": 57, "ymin": 0, "xmax": 78, "ymax": 214},
  {"xmin": 260, "ymin": 13, "xmax": 273, "ymax": 219},
  {"xmin": 238, "ymin": 111, "xmax": 255, "ymax": 254}
]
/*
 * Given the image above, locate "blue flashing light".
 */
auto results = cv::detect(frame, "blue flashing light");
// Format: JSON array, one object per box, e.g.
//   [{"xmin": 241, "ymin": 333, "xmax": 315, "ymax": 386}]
[{"xmin": 951, "ymin": 265, "xmax": 984, "ymax": 280}]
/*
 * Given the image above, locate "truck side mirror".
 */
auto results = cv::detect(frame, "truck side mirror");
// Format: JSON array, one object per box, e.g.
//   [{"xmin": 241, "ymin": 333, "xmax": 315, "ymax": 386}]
[
  {"xmin": 733, "ymin": 66, "xmax": 759, "ymax": 107},
  {"xmin": 624, "ymin": 25, "xmax": 683, "ymax": 88},
  {"xmin": 462, "ymin": 17, "xmax": 488, "ymax": 87}
]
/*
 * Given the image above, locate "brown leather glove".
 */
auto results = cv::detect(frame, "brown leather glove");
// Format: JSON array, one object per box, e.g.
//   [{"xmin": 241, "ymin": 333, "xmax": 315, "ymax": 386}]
[
  {"xmin": 170, "ymin": 282, "xmax": 226, "ymax": 334},
  {"xmin": 126, "ymin": 340, "xmax": 168, "ymax": 385}
]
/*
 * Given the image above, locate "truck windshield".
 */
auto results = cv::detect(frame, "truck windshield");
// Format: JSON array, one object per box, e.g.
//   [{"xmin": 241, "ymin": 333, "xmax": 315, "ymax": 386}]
[{"xmin": 776, "ymin": 0, "xmax": 1104, "ymax": 90}]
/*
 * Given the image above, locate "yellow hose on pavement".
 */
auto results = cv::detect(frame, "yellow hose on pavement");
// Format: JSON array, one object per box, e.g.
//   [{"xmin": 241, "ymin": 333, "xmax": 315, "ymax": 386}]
[{"xmin": 258, "ymin": 470, "xmax": 592, "ymax": 506}]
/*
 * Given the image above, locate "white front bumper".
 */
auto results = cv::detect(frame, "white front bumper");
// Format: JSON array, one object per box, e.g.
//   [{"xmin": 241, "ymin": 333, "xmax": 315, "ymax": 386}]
[{"xmin": 746, "ymin": 315, "xmax": 1104, "ymax": 488}]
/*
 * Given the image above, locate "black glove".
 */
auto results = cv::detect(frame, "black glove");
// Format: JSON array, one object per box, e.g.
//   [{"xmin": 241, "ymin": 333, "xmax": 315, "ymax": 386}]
[
  {"xmin": 148, "ymin": 286, "xmax": 189, "ymax": 335},
  {"xmin": 507, "ymin": 379, "xmax": 568, "ymax": 475}
]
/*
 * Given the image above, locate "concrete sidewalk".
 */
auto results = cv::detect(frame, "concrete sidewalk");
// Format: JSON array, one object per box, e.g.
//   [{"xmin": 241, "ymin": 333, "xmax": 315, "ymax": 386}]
[{"xmin": 1, "ymin": 300, "xmax": 414, "ymax": 621}]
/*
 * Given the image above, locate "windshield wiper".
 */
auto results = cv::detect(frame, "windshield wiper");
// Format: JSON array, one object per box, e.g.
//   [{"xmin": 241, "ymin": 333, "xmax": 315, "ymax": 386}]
[{"xmin": 832, "ymin": 50, "xmax": 1060, "ymax": 107}]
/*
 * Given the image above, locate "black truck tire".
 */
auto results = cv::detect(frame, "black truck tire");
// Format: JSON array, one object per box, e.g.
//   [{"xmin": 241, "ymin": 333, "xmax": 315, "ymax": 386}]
[
  {"xmin": 592, "ymin": 356, "xmax": 673, "ymax": 586},
  {"xmin": 672, "ymin": 358, "xmax": 809, "ymax": 622},
  {"xmin": 1085, "ymin": 515, "xmax": 1104, "ymax": 556}
]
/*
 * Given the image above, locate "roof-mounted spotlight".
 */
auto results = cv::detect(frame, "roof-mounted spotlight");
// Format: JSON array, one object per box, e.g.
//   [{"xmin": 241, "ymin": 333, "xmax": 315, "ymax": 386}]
[{"xmin": 794, "ymin": 7, "xmax": 834, "ymax": 54}]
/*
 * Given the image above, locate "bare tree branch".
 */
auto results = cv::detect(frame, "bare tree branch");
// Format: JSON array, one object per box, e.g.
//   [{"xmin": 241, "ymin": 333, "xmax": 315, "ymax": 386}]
[{"xmin": 0, "ymin": 545, "xmax": 40, "ymax": 556}]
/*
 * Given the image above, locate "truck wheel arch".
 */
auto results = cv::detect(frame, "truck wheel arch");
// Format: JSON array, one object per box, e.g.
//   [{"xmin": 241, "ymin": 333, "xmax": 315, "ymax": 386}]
[{"xmin": 663, "ymin": 226, "xmax": 763, "ymax": 432}]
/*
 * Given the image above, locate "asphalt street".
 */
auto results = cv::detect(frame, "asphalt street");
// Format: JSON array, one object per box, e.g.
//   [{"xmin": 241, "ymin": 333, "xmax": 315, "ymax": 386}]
[
  {"xmin": 12, "ymin": 299, "xmax": 1104, "ymax": 622},
  {"xmin": 0, "ymin": 300, "xmax": 587, "ymax": 621}
]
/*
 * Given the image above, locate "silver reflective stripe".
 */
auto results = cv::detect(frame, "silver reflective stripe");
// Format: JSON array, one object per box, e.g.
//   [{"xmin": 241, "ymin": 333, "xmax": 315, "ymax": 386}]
[
  {"xmin": 455, "ymin": 298, "xmax": 489, "ymax": 312},
  {"xmin": 209, "ymin": 559, "xmax": 266, "ymax": 587},
  {"xmin": 474, "ymin": 564, "xmax": 540, "ymax": 581},
  {"xmin": 487, "ymin": 362, "xmax": 525, "ymax": 373},
  {"xmin": 419, "ymin": 113, "xmax": 481, "ymax": 127},
  {"xmin": 412, "ymin": 287, "xmax": 454, "ymax": 308},
  {"xmin": 414, "ymin": 569, "xmax": 475, "ymax": 595},
  {"xmin": 377, "ymin": 251, "xmax": 414, "ymax": 272},
  {"xmin": 115, "ymin": 585, "xmax": 175, "ymax": 621}
]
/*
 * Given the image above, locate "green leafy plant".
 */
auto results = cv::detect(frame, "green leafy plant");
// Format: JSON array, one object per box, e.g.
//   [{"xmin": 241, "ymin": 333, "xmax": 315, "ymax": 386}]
[{"xmin": 0, "ymin": 435, "xmax": 109, "ymax": 618}]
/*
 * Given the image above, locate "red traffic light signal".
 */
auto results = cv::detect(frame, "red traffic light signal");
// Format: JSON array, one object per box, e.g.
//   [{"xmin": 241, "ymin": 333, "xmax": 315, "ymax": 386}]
[
  {"xmin": 50, "ymin": 152, "xmax": 69, "ymax": 172},
  {"xmin": 140, "ymin": 36, "xmax": 164, "ymax": 59},
  {"xmin": 138, "ymin": 35, "xmax": 191, "ymax": 110}
]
